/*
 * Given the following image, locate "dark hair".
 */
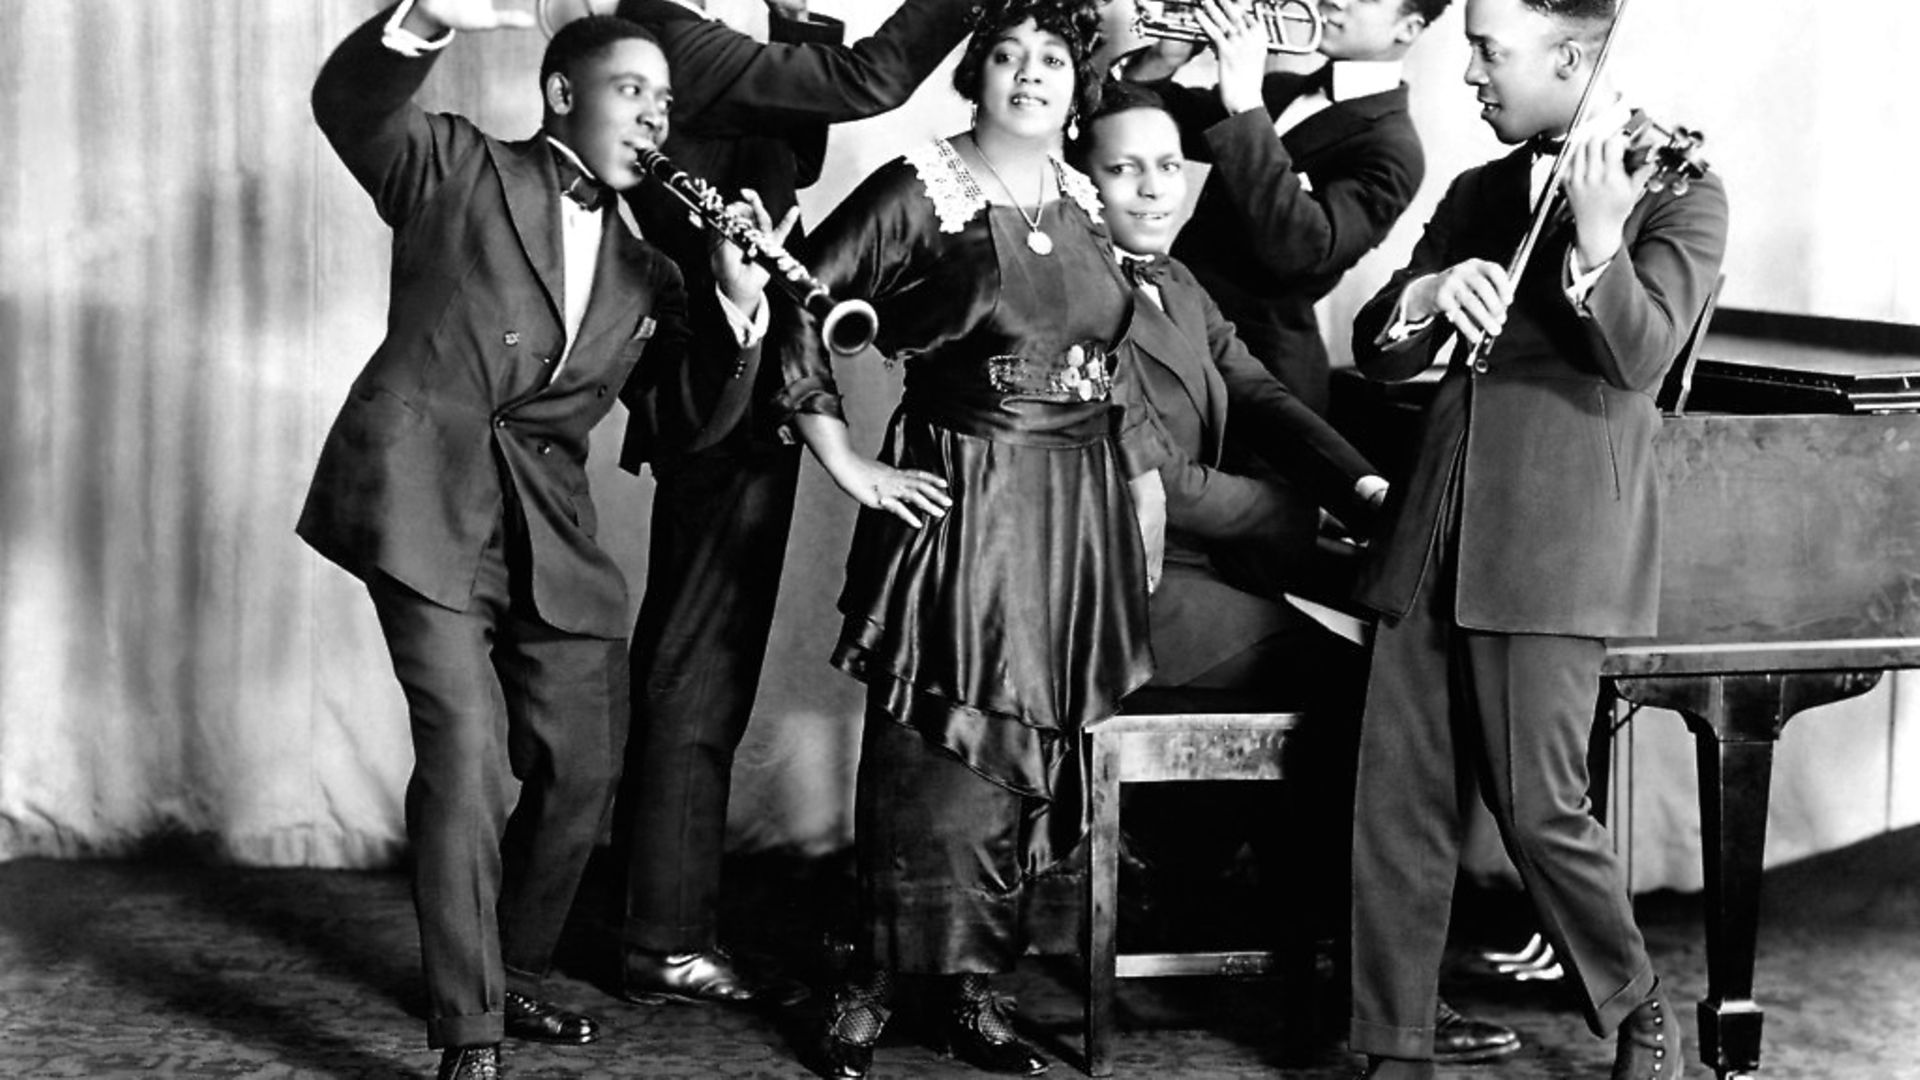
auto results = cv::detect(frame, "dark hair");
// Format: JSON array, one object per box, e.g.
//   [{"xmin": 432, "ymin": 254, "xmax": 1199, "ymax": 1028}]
[
  {"xmin": 1063, "ymin": 80, "xmax": 1169, "ymax": 170},
  {"xmin": 951, "ymin": 0, "xmax": 1107, "ymax": 127},
  {"xmin": 1399, "ymin": 0, "xmax": 1453, "ymax": 25},
  {"xmin": 539, "ymin": 15, "xmax": 661, "ymax": 89},
  {"xmin": 1521, "ymin": 0, "xmax": 1615, "ymax": 43}
]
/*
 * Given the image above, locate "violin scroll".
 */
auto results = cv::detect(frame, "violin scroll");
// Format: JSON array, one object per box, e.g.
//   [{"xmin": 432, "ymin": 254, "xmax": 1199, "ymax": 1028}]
[{"xmin": 1622, "ymin": 109, "xmax": 1710, "ymax": 196}]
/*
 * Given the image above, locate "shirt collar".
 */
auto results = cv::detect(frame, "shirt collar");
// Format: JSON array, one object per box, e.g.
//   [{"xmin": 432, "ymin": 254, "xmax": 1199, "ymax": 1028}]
[
  {"xmin": 661, "ymin": 0, "xmax": 709, "ymax": 15},
  {"xmin": 1325, "ymin": 59, "xmax": 1403, "ymax": 103},
  {"xmin": 544, "ymin": 135, "xmax": 599, "ymax": 185}
]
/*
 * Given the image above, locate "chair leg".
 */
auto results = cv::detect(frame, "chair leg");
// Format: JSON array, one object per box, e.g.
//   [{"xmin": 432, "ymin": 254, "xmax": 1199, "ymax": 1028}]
[{"xmin": 1085, "ymin": 732, "xmax": 1120, "ymax": 1077}]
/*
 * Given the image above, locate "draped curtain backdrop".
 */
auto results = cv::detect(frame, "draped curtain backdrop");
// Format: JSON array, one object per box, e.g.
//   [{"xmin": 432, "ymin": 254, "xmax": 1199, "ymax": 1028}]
[{"xmin": 4, "ymin": 0, "xmax": 1918, "ymax": 891}]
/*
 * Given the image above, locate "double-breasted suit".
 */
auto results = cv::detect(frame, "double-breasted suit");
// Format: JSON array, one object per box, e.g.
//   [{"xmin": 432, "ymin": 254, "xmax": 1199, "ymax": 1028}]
[
  {"xmin": 305, "ymin": 7, "xmax": 706, "ymax": 1050},
  {"xmin": 1345, "ymin": 143, "xmax": 1728, "ymax": 1062},
  {"xmin": 1153, "ymin": 70, "xmax": 1425, "ymax": 413},
  {"xmin": 607, "ymin": 0, "xmax": 975, "ymax": 965}
]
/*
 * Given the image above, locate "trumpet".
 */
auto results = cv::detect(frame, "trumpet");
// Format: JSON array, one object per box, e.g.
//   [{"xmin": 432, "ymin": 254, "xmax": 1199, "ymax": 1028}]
[
  {"xmin": 1134, "ymin": 0, "xmax": 1325, "ymax": 55},
  {"xmin": 633, "ymin": 146, "xmax": 879, "ymax": 357}
]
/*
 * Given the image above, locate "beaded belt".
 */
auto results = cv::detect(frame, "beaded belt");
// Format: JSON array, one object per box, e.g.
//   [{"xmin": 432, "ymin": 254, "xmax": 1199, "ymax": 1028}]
[{"xmin": 985, "ymin": 342, "xmax": 1114, "ymax": 404}]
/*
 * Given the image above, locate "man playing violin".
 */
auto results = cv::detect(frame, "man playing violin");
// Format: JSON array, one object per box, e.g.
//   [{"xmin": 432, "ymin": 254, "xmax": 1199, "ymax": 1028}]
[{"xmin": 1343, "ymin": 0, "xmax": 1727, "ymax": 1076}]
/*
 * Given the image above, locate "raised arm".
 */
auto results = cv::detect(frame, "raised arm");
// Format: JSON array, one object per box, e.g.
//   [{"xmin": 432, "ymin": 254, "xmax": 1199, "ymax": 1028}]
[
  {"xmin": 312, "ymin": 0, "xmax": 532, "ymax": 227},
  {"xmin": 1201, "ymin": 103, "xmax": 1423, "ymax": 282},
  {"xmin": 618, "ymin": 0, "xmax": 974, "ymax": 131}
]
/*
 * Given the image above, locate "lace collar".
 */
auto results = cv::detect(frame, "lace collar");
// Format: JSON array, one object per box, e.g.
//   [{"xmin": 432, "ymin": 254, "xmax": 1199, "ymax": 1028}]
[{"xmin": 904, "ymin": 137, "xmax": 1104, "ymax": 235}]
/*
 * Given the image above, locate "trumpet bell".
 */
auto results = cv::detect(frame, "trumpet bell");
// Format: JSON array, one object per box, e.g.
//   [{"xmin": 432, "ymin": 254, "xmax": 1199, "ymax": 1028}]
[{"xmin": 1133, "ymin": 0, "xmax": 1325, "ymax": 56}]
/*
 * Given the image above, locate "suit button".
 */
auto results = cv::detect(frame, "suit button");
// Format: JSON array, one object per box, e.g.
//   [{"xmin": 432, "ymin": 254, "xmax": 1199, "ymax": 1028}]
[
  {"xmin": 494, "ymin": 417, "xmax": 507, "ymax": 428},
  {"xmin": 539, "ymin": 355, "xmax": 553, "ymax": 365},
  {"xmin": 504, "ymin": 331, "xmax": 521, "ymax": 346}
]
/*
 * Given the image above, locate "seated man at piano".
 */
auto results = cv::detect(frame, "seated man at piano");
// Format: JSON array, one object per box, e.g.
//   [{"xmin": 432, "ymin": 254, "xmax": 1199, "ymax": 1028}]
[
  {"xmin": 1072, "ymin": 80, "xmax": 1523, "ymax": 1065},
  {"xmin": 1340, "ymin": 0, "xmax": 1728, "ymax": 1077}
]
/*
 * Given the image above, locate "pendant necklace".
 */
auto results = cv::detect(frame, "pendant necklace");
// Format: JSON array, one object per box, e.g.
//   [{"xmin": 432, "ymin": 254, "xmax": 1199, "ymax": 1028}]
[{"xmin": 974, "ymin": 143, "xmax": 1055, "ymax": 256}]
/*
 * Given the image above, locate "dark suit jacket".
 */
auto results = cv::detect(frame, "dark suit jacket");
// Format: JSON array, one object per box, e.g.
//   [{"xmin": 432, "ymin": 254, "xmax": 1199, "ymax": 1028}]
[
  {"xmin": 300, "ymin": 6, "xmax": 696, "ymax": 640},
  {"xmin": 1155, "ymin": 71, "xmax": 1423, "ymax": 413},
  {"xmin": 1351, "ymin": 145, "xmax": 1729, "ymax": 638},
  {"xmin": 615, "ymin": 0, "xmax": 974, "ymax": 471},
  {"xmin": 1116, "ymin": 259, "xmax": 1377, "ymax": 679}
]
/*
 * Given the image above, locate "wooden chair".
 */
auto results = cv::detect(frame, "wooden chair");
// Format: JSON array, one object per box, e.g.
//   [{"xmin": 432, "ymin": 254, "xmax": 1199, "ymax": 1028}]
[{"xmin": 1080, "ymin": 706, "xmax": 1307, "ymax": 1076}]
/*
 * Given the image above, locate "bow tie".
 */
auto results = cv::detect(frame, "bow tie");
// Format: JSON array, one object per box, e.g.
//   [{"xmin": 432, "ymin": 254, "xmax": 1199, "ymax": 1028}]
[
  {"xmin": 1526, "ymin": 134, "xmax": 1567, "ymax": 160},
  {"xmin": 1120, "ymin": 254, "xmax": 1170, "ymax": 289},
  {"xmin": 555, "ymin": 152, "xmax": 611, "ymax": 212},
  {"xmin": 1303, "ymin": 63, "xmax": 1336, "ymax": 101}
]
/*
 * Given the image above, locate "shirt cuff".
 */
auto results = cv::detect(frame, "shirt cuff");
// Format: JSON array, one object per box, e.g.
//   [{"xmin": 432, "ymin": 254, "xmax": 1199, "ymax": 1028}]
[
  {"xmin": 1564, "ymin": 247, "xmax": 1613, "ymax": 305},
  {"xmin": 382, "ymin": 0, "xmax": 456, "ymax": 56},
  {"xmin": 714, "ymin": 286, "xmax": 770, "ymax": 349},
  {"xmin": 1377, "ymin": 287, "xmax": 1436, "ymax": 347},
  {"xmin": 1354, "ymin": 474, "xmax": 1389, "ymax": 506}
]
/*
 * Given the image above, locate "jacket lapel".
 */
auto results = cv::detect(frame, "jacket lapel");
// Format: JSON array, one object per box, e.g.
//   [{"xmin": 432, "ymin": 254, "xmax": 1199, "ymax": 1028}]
[
  {"xmin": 1160, "ymin": 281, "xmax": 1229, "ymax": 463},
  {"xmin": 1129, "ymin": 289, "xmax": 1223, "ymax": 464},
  {"xmin": 492, "ymin": 138, "xmax": 566, "ymax": 327},
  {"xmin": 566, "ymin": 210, "xmax": 653, "ymax": 377},
  {"xmin": 1273, "ymin": 82, "xmax": 1409, "ymax": 166}
]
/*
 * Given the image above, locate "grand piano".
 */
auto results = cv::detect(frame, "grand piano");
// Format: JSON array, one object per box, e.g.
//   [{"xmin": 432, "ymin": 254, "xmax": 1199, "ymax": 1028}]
[{"xmin": 1332, "ymin": 307, "xmax": 1920, "ymax": 1080}]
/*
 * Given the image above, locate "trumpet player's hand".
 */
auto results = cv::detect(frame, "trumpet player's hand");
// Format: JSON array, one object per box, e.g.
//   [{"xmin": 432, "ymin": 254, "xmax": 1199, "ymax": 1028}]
[
  {"xmin": 404, "ymin": 0, "xmax": 536, "ymax": 35},
  {"xmin": 1194, "ymin": 0, "xmax": 1269, "ymax": 115},
  {"xmin": 1121, "ymin": 36, "xmax": 1202, "ymax": 83},
  {"xmin": 840, "ymin": 458, "xmax": 952, "ymax": 529},
  {"xmin": 1404, "ymin": 260, "xmax": 1513, "ymax": 345},
  {"xmin": 710, "ymin": 187, "xmax": 800, "ymax": 317}
]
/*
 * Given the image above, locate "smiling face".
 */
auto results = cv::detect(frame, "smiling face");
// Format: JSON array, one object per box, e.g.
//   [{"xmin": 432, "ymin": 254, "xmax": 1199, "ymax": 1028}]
[
  {"xmin": 543, "ymin": 37, "xmax": 673, "ymax": 190},
  {"xmin": 1082, "ymin": 107, "xmax": 1188, "ymax": 256},
  {"xmin": 1461, "ymin": 0, "xmax": 1585, "ymax": 144},
  {"xmin": 974, "ymin": 18, "xmax": 1079, "ymax": 143},
  {"xmin": 1318, "ymin": 0, "xmax": 1424, "ymax": 63}
]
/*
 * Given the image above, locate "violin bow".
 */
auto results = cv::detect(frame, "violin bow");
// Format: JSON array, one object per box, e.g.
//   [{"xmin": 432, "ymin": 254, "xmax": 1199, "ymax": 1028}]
[{"xmin": 1465, "ymin": 0, "xmax": 1634, "ymax": 372}]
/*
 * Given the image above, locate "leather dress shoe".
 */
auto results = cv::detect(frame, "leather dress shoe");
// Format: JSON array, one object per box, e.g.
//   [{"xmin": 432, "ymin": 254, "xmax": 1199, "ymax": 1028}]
[
  {"xmin": 622, "ymin": 947, "xmax": 758, "ymax": 1005},
  {"xmin": 1433, "ymin": 998, "xmax": 1521, "ymax": 1063},
  {"xmin": 503, "ymin": 991, "xmax": 599, "ymax": 1044},
  {"xmin": 1612, "ymin": 984, "xmax": 1683, "ymax": 1080},
  {"xmin": 437, "ymin": 1045, "xmax": 502, "ymax": 1080},
  {"xmin": 940, "ymin": 996, "xmax": 1048, "ymax": 1076}
]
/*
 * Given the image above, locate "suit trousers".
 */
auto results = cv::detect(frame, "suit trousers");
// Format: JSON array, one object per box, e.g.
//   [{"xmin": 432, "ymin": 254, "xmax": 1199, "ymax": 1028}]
[
  {"xmin": 1349, "ymin": 487, "xmax": 1655, "ymax": 1061},
  {"xmin": 616, "ymin": 438, "xmax": 801, "ymax": 952},
  {"xmin": 368, "ymin": 519, "xmax": 628, "ymax": 1049}
]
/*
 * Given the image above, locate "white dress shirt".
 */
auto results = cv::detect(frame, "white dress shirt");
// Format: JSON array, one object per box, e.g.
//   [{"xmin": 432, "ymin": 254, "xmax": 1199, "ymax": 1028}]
[{"xmin": 1272, "ymin": 59, "xmax": 1403, "ymax": 137}]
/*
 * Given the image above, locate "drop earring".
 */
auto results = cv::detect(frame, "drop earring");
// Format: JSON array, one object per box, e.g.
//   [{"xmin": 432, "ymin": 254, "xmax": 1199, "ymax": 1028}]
[{"xmin": 1066, "ymin": 109, "xmax": 1080, "ymax": 141}]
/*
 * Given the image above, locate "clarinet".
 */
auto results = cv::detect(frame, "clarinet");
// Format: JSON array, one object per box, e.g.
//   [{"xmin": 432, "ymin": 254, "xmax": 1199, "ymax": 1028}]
[{"xmin": 633, "ymin": 146, "xmax": 878, "ymax": 357}]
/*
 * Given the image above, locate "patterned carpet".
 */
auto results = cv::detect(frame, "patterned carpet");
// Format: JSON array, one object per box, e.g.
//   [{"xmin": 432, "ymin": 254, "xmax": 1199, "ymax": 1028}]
[{"xmin": 3, "ymin": 829, "xmax": 1919, "ymax": 1079}]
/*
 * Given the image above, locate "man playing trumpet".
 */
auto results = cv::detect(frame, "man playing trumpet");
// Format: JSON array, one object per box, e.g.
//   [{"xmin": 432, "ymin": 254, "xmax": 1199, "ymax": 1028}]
[{"xmin": 1119, "ymin": 0, "xmax": 1446, "ymax": 416}]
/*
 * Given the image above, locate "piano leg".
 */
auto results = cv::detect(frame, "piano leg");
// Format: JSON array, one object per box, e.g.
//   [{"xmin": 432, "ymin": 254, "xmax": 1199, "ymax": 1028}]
[{"xmin": 1610, "ymin": 671, "xmax": 1881, "ymax": 1080}]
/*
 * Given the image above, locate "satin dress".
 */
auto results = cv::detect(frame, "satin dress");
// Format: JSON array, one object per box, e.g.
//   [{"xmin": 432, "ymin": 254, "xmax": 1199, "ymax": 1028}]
[{"xmin": 776, "ymin": 138, "xmax": 1153, "ymax": 970}]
